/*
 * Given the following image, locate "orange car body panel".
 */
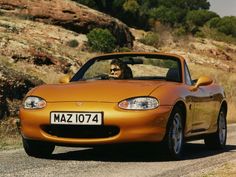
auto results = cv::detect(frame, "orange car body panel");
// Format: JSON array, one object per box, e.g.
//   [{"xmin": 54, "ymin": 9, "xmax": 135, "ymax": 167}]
[{"xmin": 20, "ymin": 102, "xmax": 172, "ymax": 145}]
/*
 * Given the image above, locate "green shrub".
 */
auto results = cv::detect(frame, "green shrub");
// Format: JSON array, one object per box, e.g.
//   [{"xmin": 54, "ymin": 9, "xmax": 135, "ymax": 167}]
[
  {"xmin": 206, "ymin": 17, "xmax": 221, "ymax": 28},
  {"xmin": 118, "ymin": 47, "xmax": 132, "ymax": 52},
  {"xmin": 206, "ymin": 16, "xmax": 236, "ymax": 38},
  {"xmin": 186, "ymin": 10, "xmax": 219, "ymax": 27},
  {"xmin": 186, "ymin": 10, "xmax": 219, "ymax": 33},
  {"xmin": 195, "ymin": 31, "xmax": 205, "ymax": 38},
  {"xmin": 174, "ymin": 26, "xmax": 187, "ymax": 36},
  {"xmin": 199, "ymin": 26, "xmax": 236, "ymax": 44},
  {"xmin": 139, "ymin": 32, "xmax": 160, "ymax": 47},
  {"xmin": 67, "ymin": 39, "xmax": 79, "ymax": 48},
  {"xmin": 123, "ymin": 0, "xmax": 140, "ymax": 13},
  {"xmin": 87, "ymin": 28, "xmax": 116, "ymax": 52},
  {"xmin": 215, "ymin": 16, "xmax": 236, "ymax": 37}
]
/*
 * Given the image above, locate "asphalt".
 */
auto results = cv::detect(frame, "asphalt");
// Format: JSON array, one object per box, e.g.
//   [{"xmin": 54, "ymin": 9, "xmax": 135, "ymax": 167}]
[{"xmin": 0, "ymin": 124, "xmax": 236, "ymax": 177}]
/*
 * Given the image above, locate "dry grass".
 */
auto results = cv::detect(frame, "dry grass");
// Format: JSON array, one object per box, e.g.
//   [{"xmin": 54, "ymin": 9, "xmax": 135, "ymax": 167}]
[
  {"xmin": 227, "ymin": 103, "xmax": 236, "ymax": 124},
  {"xmin": 0, "ymin": 118, "xmax": 22, "ymax": 150}
]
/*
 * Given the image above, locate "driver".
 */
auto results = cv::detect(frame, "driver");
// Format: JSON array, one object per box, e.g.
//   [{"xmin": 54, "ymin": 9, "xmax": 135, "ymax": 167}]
[{"xmin": 109, "ymin": 59, "xmax": 133, "ymax": 79}]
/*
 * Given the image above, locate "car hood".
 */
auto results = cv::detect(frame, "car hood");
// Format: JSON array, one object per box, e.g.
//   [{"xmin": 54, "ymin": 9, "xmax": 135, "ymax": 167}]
[{"xmin": 30, "ymin": 80, "xmax": 167, "ymax": 102}]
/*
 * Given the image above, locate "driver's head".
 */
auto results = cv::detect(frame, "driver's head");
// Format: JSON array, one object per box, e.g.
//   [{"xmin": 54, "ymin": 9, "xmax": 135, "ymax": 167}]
[{"xmin": 110, "ymin": 59, "xmax": 125, "ymax": 79}]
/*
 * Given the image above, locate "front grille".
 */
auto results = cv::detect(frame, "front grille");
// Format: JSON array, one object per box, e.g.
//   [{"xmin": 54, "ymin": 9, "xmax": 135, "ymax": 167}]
[{"xmin": 43, "ymin": 125, "xmax": 120, "ymax": 139}]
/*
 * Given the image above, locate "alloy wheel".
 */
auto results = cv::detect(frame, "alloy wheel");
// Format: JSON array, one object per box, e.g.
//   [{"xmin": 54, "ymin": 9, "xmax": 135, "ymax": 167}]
[{"xmin": 171, "ymin": 113, "xmax": 183, "ymax": 155}]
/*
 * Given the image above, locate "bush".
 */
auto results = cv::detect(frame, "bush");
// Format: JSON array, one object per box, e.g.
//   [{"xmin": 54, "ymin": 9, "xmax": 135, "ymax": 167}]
[
  {"xmin": 215, "ymin": 16, "xmax": 236, "ymax": 37},
  {"xmin": 186, "ymin": 10, "xmax": 219, "ymax": 33},
  {"xmin": 118, "ymin": 47, "xmax": 132, "ymax": 52},
  {"xmin": 186, "ymin": 10, "xmax": 219, "ymax": 27},
  {"xmin": 87, "ymin": 28, "xmax": 116, "ymax": 52},
  {"xmin": 67, "ymin": 39, "xmax": 79, "ymax": 48},
  {"xmin": 206, "ymin": 16, "xmax": 236, "ymax": 38},
  {"xmin": 206, "ymin": 17, "xmax": 221, "ymax": 28},
  {"xmin": 198, "ymin": 26, "xmax": 236, "ymax": 44},
  {"xmin": 174, "ymin": 26, "xmax": 187, "ymax": 37},
  {"xmin": 139, "ymin": 32, "xmax": 160, "ymax": 47},
  {"xmin": 123, "ymin": 0, "xmax": 140, "ymax": 13}
]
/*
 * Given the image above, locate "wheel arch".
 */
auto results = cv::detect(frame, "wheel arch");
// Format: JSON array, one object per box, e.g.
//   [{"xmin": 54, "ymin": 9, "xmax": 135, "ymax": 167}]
[{"xmin": 163, "ymin": 100, "xmax": 187, "ymax": 159}]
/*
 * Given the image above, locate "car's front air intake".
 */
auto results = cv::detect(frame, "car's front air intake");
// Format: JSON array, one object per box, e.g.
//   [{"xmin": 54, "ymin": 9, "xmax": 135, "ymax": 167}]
[{"xmin": 43, "ymin": 125, "xmax": 120, "ymax": 139}]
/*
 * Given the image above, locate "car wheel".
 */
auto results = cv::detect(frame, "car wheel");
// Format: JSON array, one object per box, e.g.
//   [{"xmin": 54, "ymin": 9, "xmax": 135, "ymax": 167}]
[
  {"xmin": 204, "ymin": 107, "xmax": 227, "ymax": 149},
  {"xmin": 22, "ymin": 137, "xmax": 55, "ymax": 158},
  {"xmin": 164, "ymin": 106, "xmax": 184, "ymax": 160}
]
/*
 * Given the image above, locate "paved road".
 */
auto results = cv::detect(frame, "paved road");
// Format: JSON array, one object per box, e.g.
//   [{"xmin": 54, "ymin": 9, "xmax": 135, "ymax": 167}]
[{"xmin": 0, "ymin": 124, "xmax": 236, "ymax": 177}]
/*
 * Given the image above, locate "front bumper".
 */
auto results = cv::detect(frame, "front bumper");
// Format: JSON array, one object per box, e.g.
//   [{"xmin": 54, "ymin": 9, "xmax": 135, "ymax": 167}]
[{"xmin": 19, "ymin": 101, "xmax": 172, "ymax": 145}]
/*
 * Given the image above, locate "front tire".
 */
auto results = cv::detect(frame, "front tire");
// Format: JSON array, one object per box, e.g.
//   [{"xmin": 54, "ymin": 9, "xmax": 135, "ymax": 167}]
[
  {"xmin": 204, "ymin": 107, "xmax": 227, "ymax": 149},
  {"xmin": 22, "ymin": 137, "xmax": 55, "ymax": 158},
  {"xmin": 164, "ymin": 107, "xmax": 184, "ymax": 160}
]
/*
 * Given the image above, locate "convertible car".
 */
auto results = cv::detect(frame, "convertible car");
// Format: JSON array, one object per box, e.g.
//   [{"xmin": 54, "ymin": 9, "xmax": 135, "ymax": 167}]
[{"xmin": 19, "ymin": 52, "xmax": 227, "ymax": 159}]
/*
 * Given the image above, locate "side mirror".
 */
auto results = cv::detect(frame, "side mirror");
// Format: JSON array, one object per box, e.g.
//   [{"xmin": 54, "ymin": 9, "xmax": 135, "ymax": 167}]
[
  {"xmin": 190, "ymin": 76, "xmax": 213, "ymax": 91},
  {"xmin": 59, "ymin": 75, "xmax": 70, "ymax": 84}
]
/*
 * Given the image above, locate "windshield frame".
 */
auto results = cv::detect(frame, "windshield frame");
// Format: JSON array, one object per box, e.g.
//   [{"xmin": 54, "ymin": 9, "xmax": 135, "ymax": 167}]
[{"xmin": 70, "ymin": 53, "xmax": 183, "ymax": 83}]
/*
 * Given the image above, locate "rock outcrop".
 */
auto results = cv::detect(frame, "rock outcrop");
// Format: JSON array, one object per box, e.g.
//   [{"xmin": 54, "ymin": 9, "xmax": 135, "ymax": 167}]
[{"xmin": 0, "ymin": 0, "xmax": 134, "ymax": 47}]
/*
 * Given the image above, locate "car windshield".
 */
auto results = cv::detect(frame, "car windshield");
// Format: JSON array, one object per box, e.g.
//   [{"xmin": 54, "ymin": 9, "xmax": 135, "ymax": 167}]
[{"xmin": 71, "ymin": 54, "xmax": 181, "ymax": 82}]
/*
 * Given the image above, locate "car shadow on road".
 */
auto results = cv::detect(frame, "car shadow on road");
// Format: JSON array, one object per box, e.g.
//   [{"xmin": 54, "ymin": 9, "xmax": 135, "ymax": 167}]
[{"xmin": 49, "ymin": 142, "xmax": 236, "ymax": 162}]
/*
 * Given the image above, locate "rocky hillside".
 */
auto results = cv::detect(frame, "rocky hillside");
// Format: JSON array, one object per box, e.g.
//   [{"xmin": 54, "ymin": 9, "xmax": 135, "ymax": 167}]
[
  {"xmin": 0, "ymin": 0, "xmax": 133, "ymax": 47},
  {"xmin": 0, "ymin": 0, "xmax": 235, "ymax": 121}
]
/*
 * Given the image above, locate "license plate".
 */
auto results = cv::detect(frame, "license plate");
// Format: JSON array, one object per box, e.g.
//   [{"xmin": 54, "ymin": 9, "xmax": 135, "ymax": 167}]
[{"xmin": 50, "ymin": 112, "xmax": 103, "ymax": 125}]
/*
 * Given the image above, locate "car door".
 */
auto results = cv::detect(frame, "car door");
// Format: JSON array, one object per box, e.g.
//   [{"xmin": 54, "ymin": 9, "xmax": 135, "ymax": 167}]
[
  {"xmin": 191, "ymin": 86, "xmax": 215, "ymax": 132},
  {"xmin": 184, "ymin": 62, "xmax": 215, "ymax": 133}
]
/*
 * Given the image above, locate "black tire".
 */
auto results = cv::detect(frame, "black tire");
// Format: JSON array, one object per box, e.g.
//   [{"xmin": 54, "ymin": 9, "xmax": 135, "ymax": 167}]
[
  {"xmin": 204, "ymin": 107, "xmax": 227, "ymax": 149},
  {"xmin": 22, "ymin": 137, "xmax": 55, "ymax": 158},
  {"xmin": 164, "ymin": 106, "xmax": 185, "ymax": 160}
]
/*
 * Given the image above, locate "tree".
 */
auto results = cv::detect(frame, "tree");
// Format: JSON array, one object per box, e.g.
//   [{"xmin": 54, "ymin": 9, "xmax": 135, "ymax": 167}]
[
  {"xmin": 217, "ymin": 17, "xmax": 236, "ymax": 37},
  {"xmin": 206, "ymin": 17, "xmax": 221, "ymax": 28},
  {"xmin": 149, "ymin": 6, "xmax": 177, "ymax": 25},
  {"xmin": 186, "ymin": 10, "xmax": 219, "ymax": 33},
  {"xmin": 73, "ymin": 0, "xmax": 213, "ymax": 29},
  {"xmin": 149, "ymin": 6, "xmax": 187, "ymax": 26},
  {"xmin": 186, "ymin": 0, "xmax": 210, "ymax": 10},
  {"xmin": 159, "ymin": 0, "xmax": 210, "ymax": 10}
]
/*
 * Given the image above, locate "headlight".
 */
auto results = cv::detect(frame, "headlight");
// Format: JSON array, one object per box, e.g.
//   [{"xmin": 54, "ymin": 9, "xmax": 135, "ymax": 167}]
[
  {"xmin": 118, "ymin": 97, "xmax": 159, "ymax": 110},
  {"xmin": 23, "ymin": 96, "xmax": 47, "ymax": 109}
]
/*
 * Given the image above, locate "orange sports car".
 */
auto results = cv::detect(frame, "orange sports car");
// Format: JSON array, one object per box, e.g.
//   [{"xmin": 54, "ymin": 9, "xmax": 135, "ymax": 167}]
[{"xmin": 19, "ymin": 52, "xmax": 227, "ymax": 159}]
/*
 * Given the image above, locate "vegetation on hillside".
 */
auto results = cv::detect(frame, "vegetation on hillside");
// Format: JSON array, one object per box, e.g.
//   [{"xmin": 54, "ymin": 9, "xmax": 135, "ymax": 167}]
[
  {"xmin": 74, "ymin": 0, "xmax": 210, "ymax": 28},
  {"xmin": 76, "ymin": 0, "xmax": 236, "ymax": 44}
]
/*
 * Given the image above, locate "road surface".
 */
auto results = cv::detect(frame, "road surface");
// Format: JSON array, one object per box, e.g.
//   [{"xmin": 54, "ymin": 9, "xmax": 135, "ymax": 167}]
[{"xmin": 0, "ymin": 124, "xmax": 236, "ymax": 177}]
